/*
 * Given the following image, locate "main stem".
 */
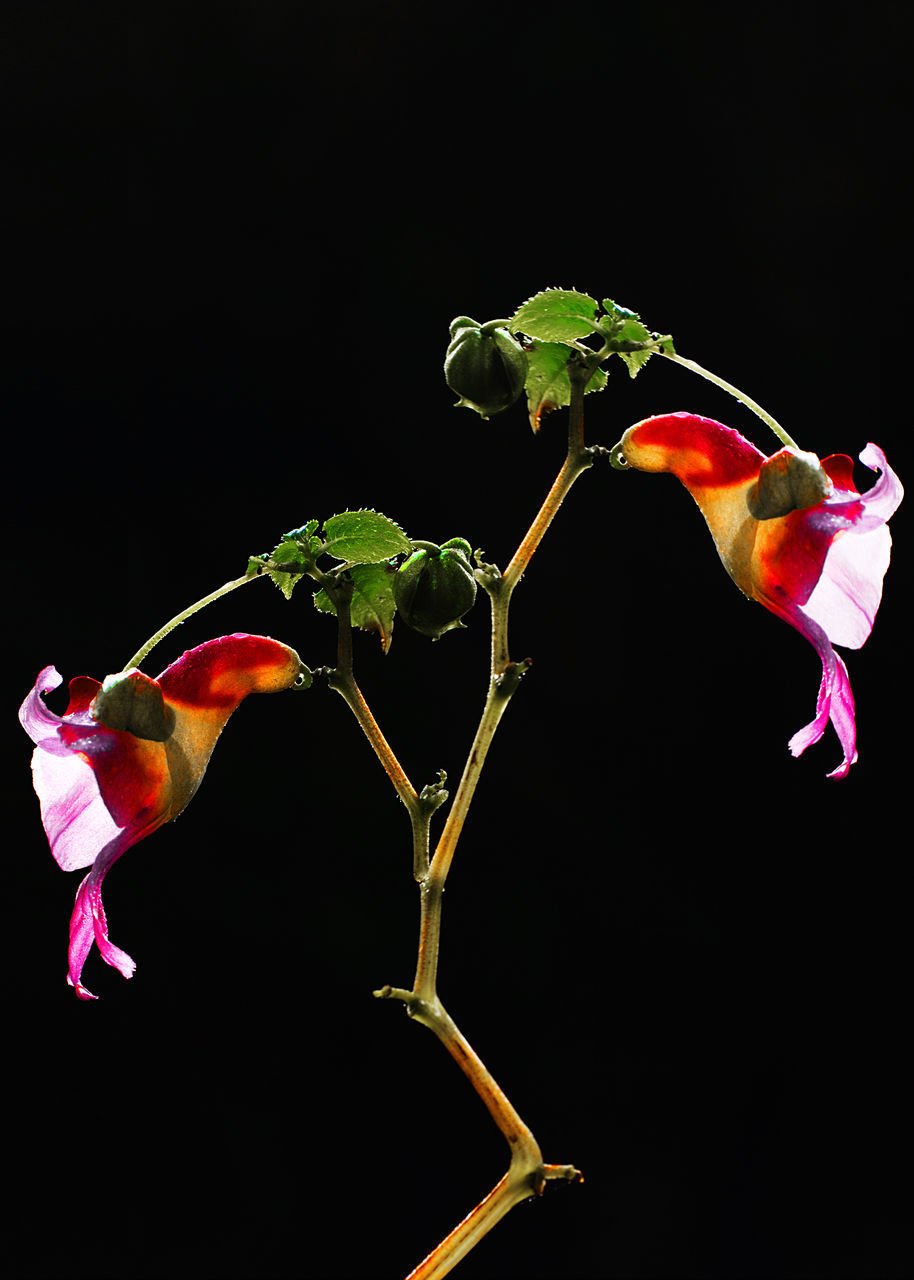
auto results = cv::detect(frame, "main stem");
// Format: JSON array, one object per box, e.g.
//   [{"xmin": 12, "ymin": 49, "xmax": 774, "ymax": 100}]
[
  {"xmin": 332, "ymin": 359, "xmax": 593, "ymax": 1277},
  {"xmin": 389, "ymin": 356, "xmax": 594, "ymax": 1276},
  {"xmin": 422, "ymin": 352, "xmax": 596, "ymax": 937}
]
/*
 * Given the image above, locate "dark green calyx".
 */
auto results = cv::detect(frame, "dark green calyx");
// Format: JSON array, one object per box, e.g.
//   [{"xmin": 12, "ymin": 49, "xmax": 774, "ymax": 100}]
[
  {"xmin": 393, "ymin": 538, "xmax": 477, "ymax": 639},
  {"xmin": 444, "ymin": 317, "xmax": 527, "ymax": 419},
  {"xmin": 92, "ymin": 670, "xmax": 176, "ymax": 741},
  {"xmin": 747, "ymin": 448, "xmax": 832, "ymax": 519}
]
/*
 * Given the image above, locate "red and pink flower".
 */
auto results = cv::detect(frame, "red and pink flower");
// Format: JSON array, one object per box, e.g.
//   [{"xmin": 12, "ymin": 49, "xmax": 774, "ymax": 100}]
[
  {"xmin": 613, "ymin": 413, "xmax": 903, "ymax": 777},
  {"xmin": 20, "ymin": 634, "xmax": 302, "ymax": 998}
]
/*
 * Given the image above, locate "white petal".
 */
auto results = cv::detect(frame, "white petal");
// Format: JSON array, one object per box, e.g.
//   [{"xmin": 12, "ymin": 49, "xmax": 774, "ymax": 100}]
[{"xmin": 802, "ymin": 525, "xmax": 891, "ymax": 650}]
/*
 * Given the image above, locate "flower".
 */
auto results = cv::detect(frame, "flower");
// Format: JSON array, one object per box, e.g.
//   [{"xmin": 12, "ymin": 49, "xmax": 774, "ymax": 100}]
[
  {"xmin": 19, "ymin": 634, "xmax": 303, "ymax": 998},
  {"xmin": 612, "ymin": 413, "xmax": 903, "ymax": 777}
]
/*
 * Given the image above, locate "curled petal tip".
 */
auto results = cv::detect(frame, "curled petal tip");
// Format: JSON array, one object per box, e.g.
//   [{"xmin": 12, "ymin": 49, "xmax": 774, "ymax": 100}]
[{"xmin": 67, "ymin": 976, "xmax": 99, "ymax": 1001}]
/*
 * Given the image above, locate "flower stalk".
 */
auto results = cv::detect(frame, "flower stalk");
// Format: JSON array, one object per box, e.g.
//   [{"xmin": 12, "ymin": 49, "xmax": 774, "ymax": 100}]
[
  {"xmin": 661, "ymin": 350, "xmax": 800, "ymax": 450},
  {"xmin": 121, "ymin": 567, "xmax": 263, "ymax": 672}
]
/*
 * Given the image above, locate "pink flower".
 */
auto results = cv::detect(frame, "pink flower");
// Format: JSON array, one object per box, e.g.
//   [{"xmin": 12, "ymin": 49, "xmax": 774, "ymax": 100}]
[
  {"xmin": 20, "ymin": 634, "xmax": 302, "ymax": 998},
  {"xmin": 613, "ymin": 414, "xmax": 903, "ymax": 777}
]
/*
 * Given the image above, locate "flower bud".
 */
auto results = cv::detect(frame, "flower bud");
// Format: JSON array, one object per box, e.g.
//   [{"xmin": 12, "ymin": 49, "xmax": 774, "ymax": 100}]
[
  {"xmin": 444, "ymin": 317, "xmax": 527, "ymax": 418},
  {"xmin": 394, "ymin": 538, "xmax": 477, "ymax": 639}
]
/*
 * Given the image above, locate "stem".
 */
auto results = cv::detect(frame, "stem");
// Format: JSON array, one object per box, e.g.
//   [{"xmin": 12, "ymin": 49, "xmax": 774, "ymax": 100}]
[
  {"xmin": 404, "ymin": 1173, "xmax": 529, "ymax": 1280},
  {"xmin": 375, "ymin": 986, "xmax": 581, "ymax": 1280},
  {"xmin": 661, "ymin": 350, "xmax": 800, "ymax": 450},
  {"xmin": 121, "ymin": 568, "xmax": 261, "ymax": 671},
  {"xmin": 381, "ymin": 355, "xmax": 592, "ymax": 1277},
  {"xmin": 406, "ymin": 1165, "xmax": 583, "ymax": 1280},
  {"xmin": 323, "ymin": 577, "xmax": 421, "ymax": 822},
  {"xmin": 493, "ymin": 352, "xmax": 596, "ymax": 671},
  {"xmin": 417, "ymin": 392, "xmax": 591, "ymax": 990},
  {"xmin": 327, "ymin": 669, "xmax": 421, "ymax": 817}
]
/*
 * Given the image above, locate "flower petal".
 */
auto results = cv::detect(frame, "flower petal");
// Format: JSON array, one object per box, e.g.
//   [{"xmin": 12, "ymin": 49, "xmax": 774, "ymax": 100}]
[
  {"xmin": 19, "ymin": 668, "xmax": 120, "ymax": 871},
  {"xmin": 803, "ymin": 525, "xmax": 891, "ymax": 649},
  {"xmin": 31, "ymin": 739, "xmax": 121, "ymax": 872},
  {"xmin": 802, "ymin": 444, "xmax": 903, "ymax": 649},
  {"xmin": 766, "ymin": 598, "xmax": 858, "ymax": 778},
  {"xmin": 19, "ymin": 665, "xmax": 67, "ymax": 743},
  {"xmin": 67, "ymin": 839, "xmax": 138, "ymax": 1000}
]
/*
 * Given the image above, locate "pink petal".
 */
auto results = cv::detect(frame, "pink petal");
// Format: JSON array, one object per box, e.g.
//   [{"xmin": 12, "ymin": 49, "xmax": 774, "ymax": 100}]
[
  {"xmin": 67, "ymin": 844, "xmax": 137, "ymax": 1000},
  {"xmin": 803, "ymin": 525, "xmax": 891, "ymax": 649},
  {"xmin": 18, "ymin": 665, "xmax": 67, "ymax": 743},
  {"xmin": 31, "ymin": 743, "xmax": 121, "ymax": 872},
  {"xmin": 856, "ymin": 442, "xmax": 905, "ymax": 526},
  {"xmin": 767, "ymin": 600, "xmax": 858, "ymax": 778},
  {"xmin": 803, "ymin": 443, "xmax": 903, "ymax": 650},
  {"xmin": 19, "ymin": 667, "xmax": 122, "ymax": 872}
]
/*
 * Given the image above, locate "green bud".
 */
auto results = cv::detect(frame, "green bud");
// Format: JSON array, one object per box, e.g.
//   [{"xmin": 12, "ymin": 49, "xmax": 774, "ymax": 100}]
[
  {"xmin": 393, "ymin": 538, "xmax": 477, "ymax": 639},
  {"xmin": 444, "ymin": 317, "xmax": 527, "ymax": 419}
]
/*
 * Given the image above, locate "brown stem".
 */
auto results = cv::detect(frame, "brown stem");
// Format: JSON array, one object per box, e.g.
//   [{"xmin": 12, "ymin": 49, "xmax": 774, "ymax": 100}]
[
  {"xmin": 380, "ymin": 355, "xmax": 595, "ymax": 1276},
  {"xmin": 322, "ymin": 575, "xmax": 421, "ymax": 820}
]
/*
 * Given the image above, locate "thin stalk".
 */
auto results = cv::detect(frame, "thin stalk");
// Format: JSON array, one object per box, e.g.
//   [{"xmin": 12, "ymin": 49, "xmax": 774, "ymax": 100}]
[
  {"xmin": 324, "ymin": 578, "xmax": 421, "ymax": 822},
  {"xmin": 121, "ymin": 568, "xmax": 261, "ymax": 672},
  {"xmin": 327, "ymin": 669, "xmax": 422, "ymax": 816},
  {"xmin": 661, "ymin": 350, "xmax": 800, "ymax": 450}
]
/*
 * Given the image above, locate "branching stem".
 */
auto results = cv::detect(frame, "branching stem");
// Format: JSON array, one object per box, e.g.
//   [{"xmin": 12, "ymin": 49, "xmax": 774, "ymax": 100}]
[{"xmin": 372, "ymin": 355, "xmax": 594, "ymax": 1277}]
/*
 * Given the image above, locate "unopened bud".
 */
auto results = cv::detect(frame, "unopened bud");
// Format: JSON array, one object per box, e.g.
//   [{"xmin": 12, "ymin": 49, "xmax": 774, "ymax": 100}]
[
  {"xmin": 394, "ymin": 538, "xmax": 477, "ymax": 639},
  {"xmin": 444, "ymin": 317, "xmax": 527, "ymax": 419}
]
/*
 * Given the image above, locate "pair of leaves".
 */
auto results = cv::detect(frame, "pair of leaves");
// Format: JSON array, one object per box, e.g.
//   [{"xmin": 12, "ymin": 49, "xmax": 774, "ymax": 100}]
[
  {"xmin": 256, "ymin": 510, "xmax": 411, "ymax": 651},
  {"xmin": 507, "ymin": 289, "xmax": 675, "ymax": 429}
]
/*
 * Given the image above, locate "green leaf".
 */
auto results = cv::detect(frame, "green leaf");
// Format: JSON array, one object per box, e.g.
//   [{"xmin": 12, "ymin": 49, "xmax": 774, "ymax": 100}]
[
  {"xmin": 321, "ymin": 510, "xmax": 411, "ymax": 564},
  {"xmin": 312, "ymin": 586, "xmax": 335, "ymax": 615},
  {"xmin": 600, "ymin": 299, "xmax": 675, "ymax": 378},
  {"xmin": 285, "ymin": 519, "xmax": 319, "ymax": 538},
  {"xmin": 348, "ymin": 562, "xmax": 398, "ymax": 651},
  {"xmin": 259, "ymin": 524, "xmax": 322, "ymax": 599},
  {"xmin": 271, "ymin": 541, "xmax": 310, "ymax": 570},
  {"xmin": 523, "ymin": 340, "xmax": 607, "ymax": 432},
  {"xmin": 313, "ymin": 563, "xmax": 399, "ymax": 652},
  {"xmin": 509, "ymin": 288, "xmax": 600, "ymax": 342}
]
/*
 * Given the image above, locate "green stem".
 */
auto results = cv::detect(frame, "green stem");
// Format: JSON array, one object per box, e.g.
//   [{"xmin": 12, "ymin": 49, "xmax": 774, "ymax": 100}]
[
  {"xmin": 418, "ymin": 367, "xmax": 594, "ymax": 995},
  {"xmin": 662, "ymin": 350, "xmax": 800, "ymax": 450},
  {"xmin": 377, "ymin": 357, "xmax": 592, "ymax": 1278},
  {"xmin": 121, "ymin": 568, "xmax": 262, "ymax": 672},
  {"xmin": 322, "ymin": 575, "xmax": 422, "ymax": 823}
]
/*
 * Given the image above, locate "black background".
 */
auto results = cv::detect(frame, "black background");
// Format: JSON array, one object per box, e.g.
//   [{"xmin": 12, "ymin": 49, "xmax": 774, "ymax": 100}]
[{"xmin": 6, "ymin": 4, "xmax": 910, "ymax": 1278}]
